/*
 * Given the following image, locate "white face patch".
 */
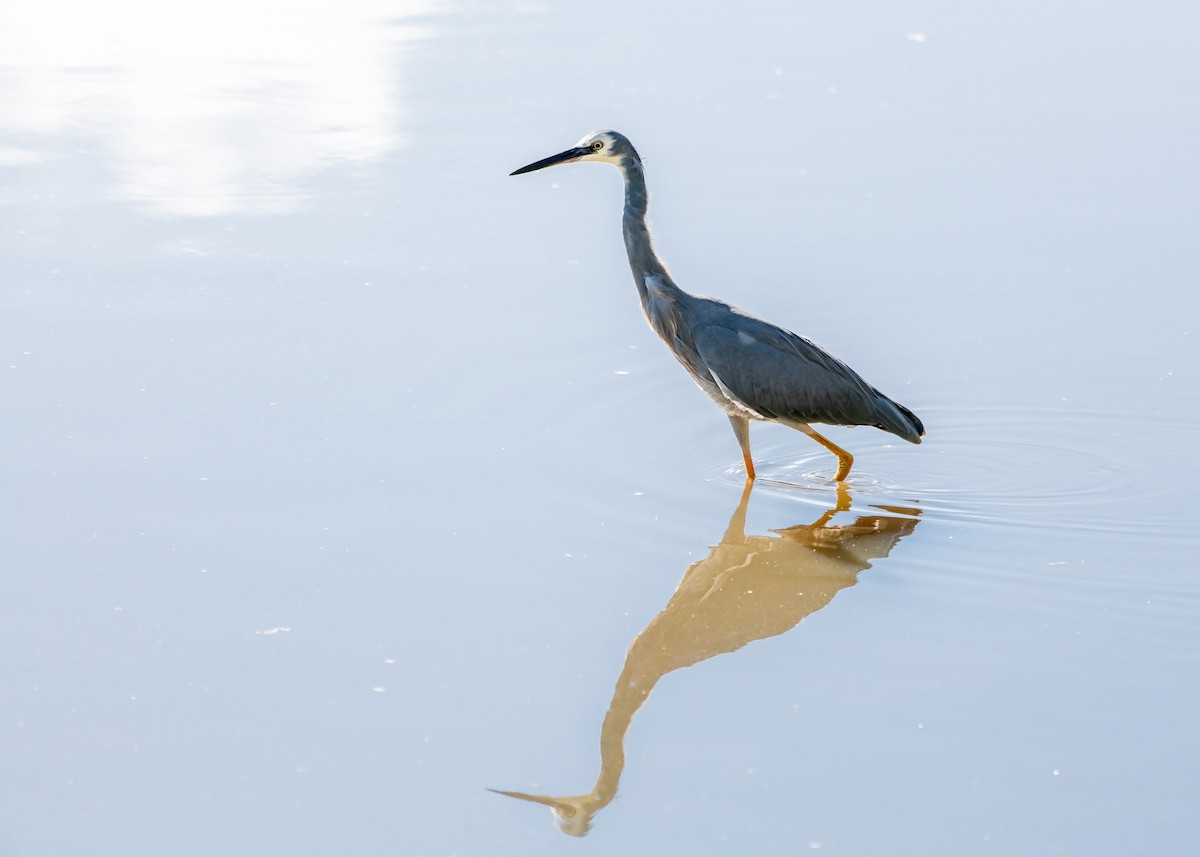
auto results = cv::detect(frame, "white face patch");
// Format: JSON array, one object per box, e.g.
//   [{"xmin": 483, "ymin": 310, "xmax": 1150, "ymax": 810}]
[
  {"xmin": 576, "ymin": 132, "xmax": 609, "ymax": 148},
  {"xmin": 575, "ymin": 131, "xmax": 620, "ymax": 164},
  {"xmin": 737, "ymin": 331, "xmax": 757, "ymax": 346}
]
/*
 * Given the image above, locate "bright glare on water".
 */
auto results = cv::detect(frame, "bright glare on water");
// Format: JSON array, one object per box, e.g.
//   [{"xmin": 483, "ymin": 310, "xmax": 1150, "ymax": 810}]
[{"xmin": 2, "ymin": 2, "xmax": 1198, "ymax": 855}]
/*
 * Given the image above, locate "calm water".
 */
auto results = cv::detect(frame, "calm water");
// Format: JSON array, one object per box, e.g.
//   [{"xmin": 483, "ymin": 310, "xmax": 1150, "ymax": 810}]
[{"xmin": 2, "ymin": 1, "xmax": 1198, "ymax": 855}]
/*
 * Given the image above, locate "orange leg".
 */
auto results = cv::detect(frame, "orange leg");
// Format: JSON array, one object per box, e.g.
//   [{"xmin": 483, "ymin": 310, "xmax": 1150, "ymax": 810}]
[
  {"xmin": 742, "ymin": 449, "xmax": 757, "ymax": 481},
  {"xmin": 798, "ymin": 424, "xmax": 854, "ymax": 482},
  {"xmin": 727, "ymin": 415, "xmax": 756, "ymax": 480}
]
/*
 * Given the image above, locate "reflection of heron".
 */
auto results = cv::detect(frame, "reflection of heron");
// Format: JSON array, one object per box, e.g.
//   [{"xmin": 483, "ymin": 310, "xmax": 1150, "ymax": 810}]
[
  {"xmin": 511, "ymin": 130, "xmax": 924, "ymax": 481},
  {"xmin": 491, "ymin": 483, "xmax": 920, "ymax": 836}
]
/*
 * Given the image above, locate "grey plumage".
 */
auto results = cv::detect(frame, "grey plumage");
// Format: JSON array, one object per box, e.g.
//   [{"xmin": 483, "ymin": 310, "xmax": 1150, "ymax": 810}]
[{"xmin": 511, "ymin": 129, "xmax": 923, "ymax": 481}]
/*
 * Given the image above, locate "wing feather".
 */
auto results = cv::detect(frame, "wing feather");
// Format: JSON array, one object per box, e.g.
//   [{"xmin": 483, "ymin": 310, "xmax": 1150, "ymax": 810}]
[{"xmin": 689, "ymin": 304, "xmax": 922, "ymax": 442}]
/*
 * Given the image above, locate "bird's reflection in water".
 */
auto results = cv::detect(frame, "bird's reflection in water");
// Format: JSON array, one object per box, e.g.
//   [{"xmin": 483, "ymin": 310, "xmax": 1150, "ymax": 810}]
[{"xmin": 492, "ymin": 483, "xmax": 921, "ymax": 836}]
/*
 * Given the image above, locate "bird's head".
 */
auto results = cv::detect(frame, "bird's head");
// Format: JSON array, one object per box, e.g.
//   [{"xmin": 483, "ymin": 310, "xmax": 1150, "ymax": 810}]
[
  {"xmin": 510, "ymin": 129, "xmax": 641, "ymax": 176},
  {"xmin": 487, "ymin": 788, "xmax": 599, "ymax": 837}
]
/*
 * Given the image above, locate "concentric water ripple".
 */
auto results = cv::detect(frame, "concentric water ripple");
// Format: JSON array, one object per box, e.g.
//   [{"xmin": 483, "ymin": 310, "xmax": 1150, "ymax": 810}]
[{"xmin": 702, "ymin": 406, "xmax": 1193, "ymax": 536}]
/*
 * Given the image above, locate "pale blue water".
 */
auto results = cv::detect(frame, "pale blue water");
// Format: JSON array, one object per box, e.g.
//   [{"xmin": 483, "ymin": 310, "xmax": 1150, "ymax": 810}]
[{"xmin": 2, "ymin": 2, "xmax": 1197, "ymax": 855}]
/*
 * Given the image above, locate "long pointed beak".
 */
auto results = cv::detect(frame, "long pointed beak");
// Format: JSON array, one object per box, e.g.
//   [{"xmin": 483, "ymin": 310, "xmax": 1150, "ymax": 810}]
[{"xmin": 510, "ymin": 146, "xmax": 589, "ymax": 176}]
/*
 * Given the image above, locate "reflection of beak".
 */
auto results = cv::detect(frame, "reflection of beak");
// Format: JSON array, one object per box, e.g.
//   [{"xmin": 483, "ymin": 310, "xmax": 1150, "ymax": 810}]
[
  {"xmin": 487, "ymin": 788, "xmax": 575, "ymax": 812},
  {"xmin": 510, "ymin": 146, "xmax": 590, "ymax": 175},
  {"xmin": 488, "ymin": 788, "xmax": 593, "ymax": 837}
]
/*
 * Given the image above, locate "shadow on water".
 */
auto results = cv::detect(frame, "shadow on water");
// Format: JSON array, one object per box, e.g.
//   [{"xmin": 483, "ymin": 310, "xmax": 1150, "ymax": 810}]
[{"xmin": 490, "ymin": 482, "xmax": 921, "ymax": 836}]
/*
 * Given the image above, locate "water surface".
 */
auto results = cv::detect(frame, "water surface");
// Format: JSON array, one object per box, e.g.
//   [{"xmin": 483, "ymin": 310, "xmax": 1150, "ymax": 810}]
[{"xmin": 2, "ymin": 1, "xmax": 1197, "ymax": 855}]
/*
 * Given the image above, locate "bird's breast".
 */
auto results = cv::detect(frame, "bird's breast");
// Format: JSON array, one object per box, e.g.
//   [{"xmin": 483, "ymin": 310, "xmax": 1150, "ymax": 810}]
[{"xmin": 639, "ymin": 274, "xmax": 681, "ymax": 345}]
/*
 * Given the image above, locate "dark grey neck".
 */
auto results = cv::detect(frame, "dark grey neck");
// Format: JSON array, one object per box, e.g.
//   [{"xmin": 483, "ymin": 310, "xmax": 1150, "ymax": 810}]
[{"xmin": 619, "ymin": 157, "xmax": 677, "ymax": 302}]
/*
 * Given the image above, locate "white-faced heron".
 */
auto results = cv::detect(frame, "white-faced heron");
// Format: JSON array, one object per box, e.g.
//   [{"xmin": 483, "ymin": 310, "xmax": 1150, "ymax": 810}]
[{"xmin": 511, "ymin": 129, "xmax": 924, "ymax": 481}]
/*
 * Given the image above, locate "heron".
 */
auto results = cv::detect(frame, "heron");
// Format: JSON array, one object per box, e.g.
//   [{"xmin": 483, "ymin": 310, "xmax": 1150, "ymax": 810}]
[{"xmin": 510, "ymin": 130, "xmax": 924, "ymax": 481}]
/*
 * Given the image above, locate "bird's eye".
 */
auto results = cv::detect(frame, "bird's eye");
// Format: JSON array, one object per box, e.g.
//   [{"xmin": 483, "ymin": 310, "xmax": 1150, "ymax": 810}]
[{"xmin": 591, "ymin": 141, "xmax": 604, "ymax": 152}]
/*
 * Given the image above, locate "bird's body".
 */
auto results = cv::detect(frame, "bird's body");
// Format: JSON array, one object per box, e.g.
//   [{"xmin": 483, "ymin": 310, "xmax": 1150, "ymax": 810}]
[{"xmin": 511, "ymin": 130, "xmax": 923, "ymax": 481}]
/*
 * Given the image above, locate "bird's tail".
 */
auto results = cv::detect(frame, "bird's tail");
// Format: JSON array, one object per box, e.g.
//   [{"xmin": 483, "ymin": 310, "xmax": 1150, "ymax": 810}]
[
  {"xmin": 874, "ymin": 397, "xmax": 925, "ymax": 444},
  {"xmin": 895, "ymin": 402, "xmax": 925, "ymax": 439}
]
